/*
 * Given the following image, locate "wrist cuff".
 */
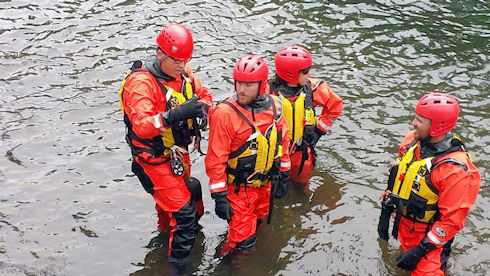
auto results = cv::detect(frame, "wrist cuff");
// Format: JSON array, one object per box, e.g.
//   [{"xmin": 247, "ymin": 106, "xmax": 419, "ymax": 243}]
[{"xmin": 211, "ymin": 190, "xmax": 228, "ymax": 199}]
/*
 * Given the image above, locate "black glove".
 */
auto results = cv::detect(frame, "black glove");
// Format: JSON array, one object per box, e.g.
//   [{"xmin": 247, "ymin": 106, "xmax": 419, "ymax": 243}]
[
  {"xmin": 397, "ymin": 237, "xmax": 437, "ymax": 271},
  {"xmin": 304, "ymin": 125, "xmax": 325, "ymax": 147},
  {"xmin": 212, "ymin": 192, "xmax": 234, "ymax": 221},
  {"xmin": 377, "ymin": 201, "xmax": 394, "ymax": 241},
  {"xmin": 275, "ymin": 171, "xmax": 289, "ymax": 199},
  {"xmin": 162, "ymin": 96, "xmax": 204, "ymax": 127}
]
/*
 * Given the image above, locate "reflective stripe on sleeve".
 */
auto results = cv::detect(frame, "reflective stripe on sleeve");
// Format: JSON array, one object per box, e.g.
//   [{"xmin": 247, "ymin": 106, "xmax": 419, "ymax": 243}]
[
  {"xmin": 427, "ymin": 231, "xmax": 445, "ymax": 245},
  {"xmin": 153, "ymin": 114, "xmax": 167, "ymax": 132},
  {"xmin": 281, "ymin": 161, "xmax": 291, "ymax": 168},
  {"xmin": 210, "ymin": 182, "xmax": 226, "ymax": 191},
  {"xmin": 317, "ymin": 119, "xmax": 330, "ymax": 132}
]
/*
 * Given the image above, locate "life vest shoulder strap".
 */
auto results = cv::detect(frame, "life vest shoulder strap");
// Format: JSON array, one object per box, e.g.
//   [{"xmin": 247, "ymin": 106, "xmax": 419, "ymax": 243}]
[
  {"xmin": 130, "ymin": 60, "xmax": 143, "ymax": 71},
  {"xmin": 221, "ymin": 96, "xmax": 283, "ymax": 159},
  {"xmin": 423, "ymin": 137, "xmax": 468, "ymax": 195},
  {"xmin": 269, "ymin": 95, "xmax": 283, "ymax": 152},
  {"xmin": 269, "ymin": 94, "xmax": 280, "ymax": 121},
  {"xmin": 220, "ymin": 95, "xmax": 280, "ymax": 124},
  {"xmin": 119, "ymin": 60, "xmax": 145, "ymax": 111},
  {"xmin": 221, "ymin": 100, "xmax": 255, "ymax": 159},
  {"xmin": 433, "ymin": 158, "xmax": 468, "ymax": 172},
  {"xmin": 401, "ymin": 140, "xmax": 418, "ymax": 156},
  {"xmin": 306, "ymin": 79, "xmax": 324, "ymax": 108},
  {"xmin": 180, "ymin": 70, "xmax": 194, "ymax": 99},
  {"xmin": 221, "ymin": 100, "xmax": 255, "ymax": 129}
]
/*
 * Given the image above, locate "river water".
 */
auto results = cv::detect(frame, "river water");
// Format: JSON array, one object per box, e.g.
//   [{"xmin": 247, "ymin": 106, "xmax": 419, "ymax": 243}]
[{"xmin": 0, "ymin": 0, "xmax": 488, "ymax": 275}]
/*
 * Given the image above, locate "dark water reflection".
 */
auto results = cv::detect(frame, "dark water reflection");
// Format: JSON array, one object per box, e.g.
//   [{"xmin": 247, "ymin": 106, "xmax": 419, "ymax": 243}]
[{"xmin": 0, "ymin": 0, "xmax": 488, "ymax": 275}]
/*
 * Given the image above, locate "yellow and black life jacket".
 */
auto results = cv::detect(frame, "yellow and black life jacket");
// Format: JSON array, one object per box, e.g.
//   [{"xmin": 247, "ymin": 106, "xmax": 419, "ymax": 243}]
[
  {"xmin": 276, "ymin": 82, "xmax": 319, "ymax": 145},
  {"xmin": 271, "ymin": 80, "xmax": 323, "ymax": 174},
  {"xmin": 391, "ymin": 135, "xmax": 469, "ymax": 224},
  {"xmin": 223, "ymin": 96, "xmax": 283, "ymax": 189},
  {"xmin": 159, "ymin": 76, "xmax": 195, "ymax": 152},
  {"xmin": 119, "ymin": 61, "xmax": 196, "ymax": 165}
]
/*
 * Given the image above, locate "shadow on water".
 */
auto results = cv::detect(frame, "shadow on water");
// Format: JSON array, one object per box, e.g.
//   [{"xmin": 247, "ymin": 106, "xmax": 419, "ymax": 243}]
[
  {"xmin": 127, "ymin": 169, "xmax": 344, "ymax": 276},
  {"xmin": 130, "ymin": 231, "xmax": 206, "ymax": 276},
  {"xmin": 210, "ymin": 170, "xmax": 344, "ymax": 276}
]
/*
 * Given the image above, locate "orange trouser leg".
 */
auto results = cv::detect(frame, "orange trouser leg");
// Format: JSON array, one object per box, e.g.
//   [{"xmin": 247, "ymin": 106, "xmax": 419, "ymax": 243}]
[
  {"xmin": 221, "ymin": 184, "xmax": 270, "ymax": 256},
  {"xmin": 398, "ymin": 217, "xmax": 444, "ymax": 275}
]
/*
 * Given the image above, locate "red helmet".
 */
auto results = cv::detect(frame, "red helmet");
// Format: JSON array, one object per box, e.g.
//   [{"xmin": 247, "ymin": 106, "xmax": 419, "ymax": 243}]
[
  {"xmin": 233, "ymin": 54, "xmax": 269, "ymax": 95},
  {"xmin": 156, "ymin": 23, "xmax": 193, "ymax": 61},
  {"xmin": 274, "ymin": 45, "xmax": 312, "ymax": 85},
  {"xmin": 415, "ymin": 92, "xmax": 460, "ymax": 136}
]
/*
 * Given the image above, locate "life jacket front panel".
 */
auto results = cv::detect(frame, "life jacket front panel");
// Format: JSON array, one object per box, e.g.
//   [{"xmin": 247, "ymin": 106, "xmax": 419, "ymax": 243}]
[
  {"xmin": 278, "ymin": 91, "xmax": 315, "ymax": 144},
  {"xmin": 161, "ymin": 78, "xmax": 195, "ymax": 154},
  {"xmin": 224, "ymin": 97, "xmax": 282, "ymax": 188},
  {"xmin": 392, "ymin": 136, "xmax": 467, "ymax": 223}
]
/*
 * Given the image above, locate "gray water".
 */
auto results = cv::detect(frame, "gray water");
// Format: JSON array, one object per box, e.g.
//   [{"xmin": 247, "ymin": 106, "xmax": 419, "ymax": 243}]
[{"xmin": 0, "ymin": 0, "xmax": 488, "ymax": 275}]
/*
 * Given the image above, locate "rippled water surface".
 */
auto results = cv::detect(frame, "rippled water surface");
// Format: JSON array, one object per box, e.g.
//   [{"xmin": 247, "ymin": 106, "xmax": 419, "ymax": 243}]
[{"xmin": 1, "ymin": 1, "xmax": 488, "ymax": 275}]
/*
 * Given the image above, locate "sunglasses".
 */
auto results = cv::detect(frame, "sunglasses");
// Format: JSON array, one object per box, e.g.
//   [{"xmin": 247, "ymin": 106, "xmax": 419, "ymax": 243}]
[
  {"xmin": 299, "ymin": 67, "xmax": 311, "ymax": 74},
  {"xmin": 168, "ymin": 55, "xmax": 190, "ymax": 65}
]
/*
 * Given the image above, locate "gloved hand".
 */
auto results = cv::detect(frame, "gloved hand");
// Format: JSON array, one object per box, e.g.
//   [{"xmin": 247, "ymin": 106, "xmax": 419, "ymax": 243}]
[
  {"xmin": 397, "ymin": 237, "xmax": 437, "ymax": 271},
  {"xmin": 303, "ymin": 125, "xmax": 326, "ymax": 148},
  {"xmin": 275, "ymin": 171, "xmax": 290, "ymax": 199},
  {"xmin": 212, "ymin": 192, "xmax": 234, "ymax": 221},
  {"xmin": 377, "ymin": 201, "xmax": 394, "ymax": 241},
  {"xmin": 161, "ymin": 96, "xmax": 204, "ymax": 127}
]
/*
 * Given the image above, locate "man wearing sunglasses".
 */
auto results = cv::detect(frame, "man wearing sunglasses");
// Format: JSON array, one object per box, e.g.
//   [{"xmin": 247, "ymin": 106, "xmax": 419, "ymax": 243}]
[
  {"xmin": 119, "ymin": 23, "xmax": 212, "ymax": 267},
  {"xmin": 268, "ymin": 45, "xmax": 343, "ymax": 185}
]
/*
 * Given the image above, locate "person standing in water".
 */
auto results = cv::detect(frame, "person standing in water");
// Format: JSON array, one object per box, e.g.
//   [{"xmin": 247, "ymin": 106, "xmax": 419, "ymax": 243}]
[
  {"xmin": 377, "ymin": 92, "xmax": 480, "ymax": 275},
  {"xmin": 119, "ymin": 23, "xmax": 212, "ymax": 267},
  {"xmin": 205, "ymin": 54, "xmax": 291, "ymax": 256},
  {"xmin": 268, "ymin": 45, "xmax": 342, "ymax": 185}
]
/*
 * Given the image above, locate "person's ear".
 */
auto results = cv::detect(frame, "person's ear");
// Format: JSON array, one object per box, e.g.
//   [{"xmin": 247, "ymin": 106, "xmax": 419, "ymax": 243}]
[{"xmin": 156, "ymin": 49, "xmax": 165, "ymax": 59}]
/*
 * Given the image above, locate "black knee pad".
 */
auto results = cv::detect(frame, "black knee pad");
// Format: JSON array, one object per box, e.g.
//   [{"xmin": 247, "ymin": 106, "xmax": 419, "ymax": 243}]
[
  {"xmin": 237, "ymin": 234, "xmax": 257, "ymax": 250},
  {"xmin": 170, "ymin": 201, "xmax": 199, "ymax": 259},
  {"xmin": 185, "ymin": 177, "xmax": 202, "ymax": 201},
  {"xmin": 174, "ymin": 200, "xmax": 199, "ymax": 232}
]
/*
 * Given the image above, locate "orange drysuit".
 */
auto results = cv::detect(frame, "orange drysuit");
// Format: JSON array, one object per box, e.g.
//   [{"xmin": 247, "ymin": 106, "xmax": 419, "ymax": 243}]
[
  {"xmin": 205, "ymin": 94, "xmax": 291, "ymax": 253},
  {"xmin": 121, "ymin": 61, "xmax": 212, "ymax": 261},
  {"xmin": 395, "ymin": 131, "xmax": 480, "ymax": 275}
]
